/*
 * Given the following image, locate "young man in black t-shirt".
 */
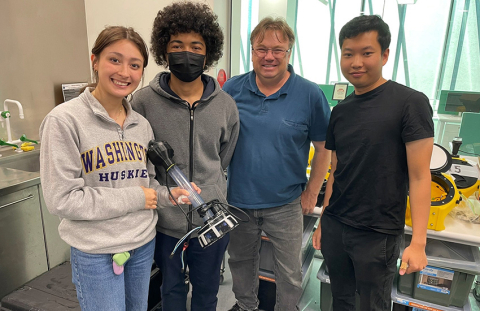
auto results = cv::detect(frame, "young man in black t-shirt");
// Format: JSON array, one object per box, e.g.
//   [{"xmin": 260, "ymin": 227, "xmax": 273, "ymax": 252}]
[{"xmin": 312, "ymin": 15, "xmax": 434, "ymax": 311}]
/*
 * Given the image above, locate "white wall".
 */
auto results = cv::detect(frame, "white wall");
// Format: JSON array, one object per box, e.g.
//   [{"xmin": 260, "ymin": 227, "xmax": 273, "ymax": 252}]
[
  {"xmin": 84, "ymin": 0, "xmax": 220, "ymax": 86},
  {"xmin": 213, "ymin": 0, "xmax": 232, "ymax": 78},
  {"xmin": 0, "ymin": 0, "xmax": 90, "ymax": 142}
]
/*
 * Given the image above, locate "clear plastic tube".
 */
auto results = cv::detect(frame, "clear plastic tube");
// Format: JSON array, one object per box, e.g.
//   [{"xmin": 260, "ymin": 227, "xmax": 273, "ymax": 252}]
[{"xmin": 168, "ymin": 165, "xmax": 205, "ymax": 208}]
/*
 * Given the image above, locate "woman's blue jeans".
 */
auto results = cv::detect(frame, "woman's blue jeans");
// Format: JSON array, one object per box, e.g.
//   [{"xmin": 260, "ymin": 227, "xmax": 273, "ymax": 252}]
[{"xmin": 70, "ymin": 238, "xmax": 155, "ymax": 311}]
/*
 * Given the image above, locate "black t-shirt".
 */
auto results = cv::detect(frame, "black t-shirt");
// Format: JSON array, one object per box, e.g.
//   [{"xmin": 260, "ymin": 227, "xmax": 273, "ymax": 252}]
[{"xmin": 324, "ymin": 81, "xmax": 434, "ymax": 235}]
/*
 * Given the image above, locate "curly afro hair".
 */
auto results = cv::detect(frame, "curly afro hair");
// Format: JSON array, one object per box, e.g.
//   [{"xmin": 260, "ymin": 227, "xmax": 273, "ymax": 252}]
[{"xmin": 151, "ymin": 1, "xmax": 224, "ymax": 70}]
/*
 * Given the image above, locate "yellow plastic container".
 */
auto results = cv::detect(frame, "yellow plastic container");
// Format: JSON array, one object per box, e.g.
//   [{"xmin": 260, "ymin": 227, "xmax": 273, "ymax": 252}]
[{"xmin": 406, "ymin": 173, "xmax": 461, "ymax": 231}]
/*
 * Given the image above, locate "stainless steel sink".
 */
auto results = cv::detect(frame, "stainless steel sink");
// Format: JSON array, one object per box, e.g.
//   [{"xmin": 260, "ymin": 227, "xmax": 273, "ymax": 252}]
[{"xmin": 0, "ymin": 149, "xmax": 40, "ymax": 172}]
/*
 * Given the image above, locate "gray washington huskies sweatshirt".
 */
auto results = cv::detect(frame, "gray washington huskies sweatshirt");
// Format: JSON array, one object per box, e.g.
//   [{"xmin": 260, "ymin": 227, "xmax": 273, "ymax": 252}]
[{"xmin": 40, "ymin": 88, "xmax": 171, "ymax": 254}]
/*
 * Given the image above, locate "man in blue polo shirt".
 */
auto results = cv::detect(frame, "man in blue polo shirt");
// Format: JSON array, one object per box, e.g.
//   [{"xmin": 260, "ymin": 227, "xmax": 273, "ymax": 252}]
[{"xmin": 223, "ymin": 17, "xmax": 331, "ymax": 311}]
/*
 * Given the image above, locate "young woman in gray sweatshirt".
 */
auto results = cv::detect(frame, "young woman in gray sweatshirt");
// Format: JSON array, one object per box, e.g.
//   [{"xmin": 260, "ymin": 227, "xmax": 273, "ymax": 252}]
[{"xmin": 40, "ymin": 26, "xmax": 194, "ymax": 311}]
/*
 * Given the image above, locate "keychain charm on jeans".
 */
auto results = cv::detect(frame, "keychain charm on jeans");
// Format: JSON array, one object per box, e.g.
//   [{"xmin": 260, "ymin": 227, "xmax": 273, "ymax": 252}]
[{"xmin": 112, "ymin": 251, "xmax": 131, "ymax": 275}]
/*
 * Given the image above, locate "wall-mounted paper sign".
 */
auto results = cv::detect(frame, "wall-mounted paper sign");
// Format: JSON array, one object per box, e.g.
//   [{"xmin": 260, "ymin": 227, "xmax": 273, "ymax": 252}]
[
  {"xmin": 62, "ymin": 83, "xmax": 88, "ymax": 102},
  {"xmin": 332, "ymin": 82, "xmax": 349, "ymax": 101}
]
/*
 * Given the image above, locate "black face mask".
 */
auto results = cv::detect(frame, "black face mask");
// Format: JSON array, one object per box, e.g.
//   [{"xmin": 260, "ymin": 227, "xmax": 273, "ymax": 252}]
[{"xmin": 168, "ymin": 51, "xmax": 205, "ymax": 83}]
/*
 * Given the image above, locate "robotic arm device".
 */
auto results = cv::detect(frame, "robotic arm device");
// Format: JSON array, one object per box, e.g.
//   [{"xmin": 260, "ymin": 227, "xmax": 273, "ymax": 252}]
[{"xmin": 147, "ymin": 140, "xmax": 239, "ymax": 248}]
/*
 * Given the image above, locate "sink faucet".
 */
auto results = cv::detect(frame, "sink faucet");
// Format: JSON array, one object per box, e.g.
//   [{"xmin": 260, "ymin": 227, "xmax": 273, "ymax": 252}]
[{"xmin": 0, "ymin": 99, "xmax": 25, "ymax": 145}]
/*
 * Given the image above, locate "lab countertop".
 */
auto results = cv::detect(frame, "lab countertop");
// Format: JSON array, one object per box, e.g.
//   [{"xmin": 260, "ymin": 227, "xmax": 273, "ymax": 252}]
[
  {"xmin": 0, "ymin": 147, "xmax": 41, "ymax": 194},
  {"xmin": 405, "ymin": 216, "xmax": 480, "ymax": 247},
  {"xmin": 0, "ymin": 166, "xmax": 40, "ymax": 194}
]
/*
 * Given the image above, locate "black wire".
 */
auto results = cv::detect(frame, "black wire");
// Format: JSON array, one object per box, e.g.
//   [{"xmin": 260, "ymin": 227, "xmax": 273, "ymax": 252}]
[
  {"xmin": 219, "ymin": 202, "xmax": 250, "ymax": 223},
  {"xmin": 165, "ymin": 173, "xmax": 199, "ymax": 227},
  {"xmin": 185, "ymin": 203, "xmax": 205, "ymax": 215},
  {"xmin": 182, "ymin": 200, "xmax": 250, "ymax": 223},
  {"xmin": 164, "ymin": 173, "xmax": 200, "ymax": 258},
  {"xmin": 164, "ymin": 171, "xmax": 250, "ymax": 224}
]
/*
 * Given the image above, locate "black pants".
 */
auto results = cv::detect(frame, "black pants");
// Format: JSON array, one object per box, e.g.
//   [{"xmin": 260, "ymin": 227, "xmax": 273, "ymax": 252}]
[{"xmin": 321, "ymin": 213, "xmax": 401, "ymax": 311}]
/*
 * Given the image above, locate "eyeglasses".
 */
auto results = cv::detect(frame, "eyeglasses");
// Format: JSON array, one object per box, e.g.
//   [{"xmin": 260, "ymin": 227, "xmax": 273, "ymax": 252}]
[{"xmin": 252, "ymin": 47, "xmax": 291, "ymax": 58}]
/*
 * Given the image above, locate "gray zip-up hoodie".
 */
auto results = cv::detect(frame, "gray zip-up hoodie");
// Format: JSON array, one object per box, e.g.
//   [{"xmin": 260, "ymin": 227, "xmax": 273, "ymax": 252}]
[
  {"xmin": 40, "ymin": 88, "xmax": 171, "ymax": 254},
  {"xmin": 131, "ymin": 72, "xmax": 239, "ymax": 239}
]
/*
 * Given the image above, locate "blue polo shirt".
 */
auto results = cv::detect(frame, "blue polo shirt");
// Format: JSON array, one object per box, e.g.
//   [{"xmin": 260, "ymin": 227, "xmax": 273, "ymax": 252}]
[{"xmin": 223, "ymin": 65, "xmax": 331, "ymax": 209}]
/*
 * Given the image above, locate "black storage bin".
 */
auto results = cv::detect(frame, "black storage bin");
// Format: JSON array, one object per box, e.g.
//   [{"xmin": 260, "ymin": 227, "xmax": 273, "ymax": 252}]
[{"xmin": 397, "ymin": 236, "xmax": 480, "ymax": 308}]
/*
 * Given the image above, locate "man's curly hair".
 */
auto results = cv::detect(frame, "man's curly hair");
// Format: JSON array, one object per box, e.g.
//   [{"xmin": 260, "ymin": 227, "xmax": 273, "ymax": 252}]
[{"xmin": 151, "ymin": 1, "xmax": 224, "ymax": 70}]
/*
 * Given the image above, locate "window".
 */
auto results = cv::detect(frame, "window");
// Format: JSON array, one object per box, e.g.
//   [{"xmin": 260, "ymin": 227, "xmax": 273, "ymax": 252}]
[{"xmin": 229, "ymin": 0, "xmax": 480, "ymax": 152}]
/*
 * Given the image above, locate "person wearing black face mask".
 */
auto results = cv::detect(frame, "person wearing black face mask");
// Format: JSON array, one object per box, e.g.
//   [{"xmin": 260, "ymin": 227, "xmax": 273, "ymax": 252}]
[
  {"xmin": 168, "ymin": 51, "xmax": 206, "ymax": 83},
  {"xmin": 130, "ymin": 2, "xmax": 239, "ymax": 311}
]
